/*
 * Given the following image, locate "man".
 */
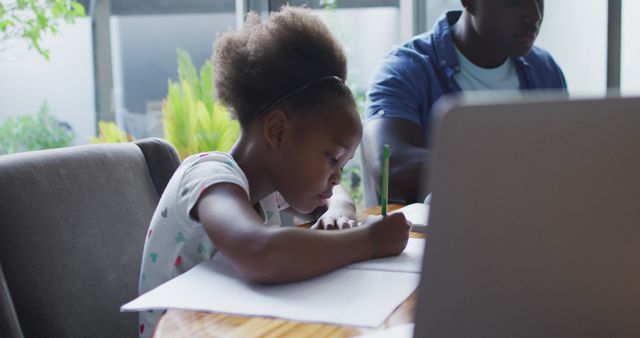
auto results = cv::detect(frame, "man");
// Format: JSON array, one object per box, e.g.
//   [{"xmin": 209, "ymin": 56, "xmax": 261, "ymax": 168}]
[{"xmin": 362, "ymin": 0, "xmax": 567, "ymax": 206}]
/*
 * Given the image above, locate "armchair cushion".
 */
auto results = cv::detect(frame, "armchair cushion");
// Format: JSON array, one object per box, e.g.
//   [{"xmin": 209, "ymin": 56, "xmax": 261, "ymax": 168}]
[{"xmin": 0, "ymin": 138, "xmax": 180, "ymax": 338}]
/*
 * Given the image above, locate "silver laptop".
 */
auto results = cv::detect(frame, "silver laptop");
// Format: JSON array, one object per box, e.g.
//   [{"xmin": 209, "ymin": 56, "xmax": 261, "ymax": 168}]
[{"xmin": 413, "ymin": 94, "xmax": 640, "ymax": 338}]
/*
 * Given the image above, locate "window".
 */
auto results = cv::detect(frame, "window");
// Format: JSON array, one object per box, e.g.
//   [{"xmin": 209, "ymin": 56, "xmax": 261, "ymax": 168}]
[
  {"xmin": 269, "ymin": 0, "xmax": 401, "ymax": 115},
  {"xmin": 536, "ymin": 0, "xmax": 607, "ymax": 97},
  {"xmin": 423, "ymin": 0, "xmax": 608, "ymax": 97},
  {"xmin": 0, "ymin": 17, "xmax": 95, "ymax": 148},
  {"xmin": 110, "ymin": 1, "xmax": 236, "ymax": 138},
  {"xmin": 265, "ymin": 1, "xmax": 401, "ymax": 207},
  {"xmin": 622, "ymin": 0, "xmax": 640, "ymax": 95},
  {"xmin": 0, "ymin": 1, "xmax": 629, "ymax": 157},
  {"xmin": 425, "ymin": 0, "xmax": 460, "ymax": 30},
  {"xmin": 0, "ymin": 0, "xmax": 237, "ymax": 152}
]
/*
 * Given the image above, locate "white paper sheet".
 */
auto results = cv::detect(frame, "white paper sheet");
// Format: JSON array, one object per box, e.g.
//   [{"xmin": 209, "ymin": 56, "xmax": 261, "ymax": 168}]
[
  {"xmin": 121, "ymin": 239, "xmax": 425, "ymax": 328},
  {"xmin": 355, "ymin": 323, "xmax": 415, "ymax": 338}
]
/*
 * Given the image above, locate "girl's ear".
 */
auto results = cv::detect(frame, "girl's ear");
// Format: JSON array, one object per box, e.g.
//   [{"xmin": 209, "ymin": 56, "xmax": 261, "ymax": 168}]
[{"xmin": 263, "ymin": 109, "xmax": 290, "ymax": 150}]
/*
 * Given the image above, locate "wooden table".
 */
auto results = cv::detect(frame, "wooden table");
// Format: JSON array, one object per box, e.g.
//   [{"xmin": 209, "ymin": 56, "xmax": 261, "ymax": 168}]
[{"xmin": 153, "ymin": 204, "xmax": 424, "ymax": 337}]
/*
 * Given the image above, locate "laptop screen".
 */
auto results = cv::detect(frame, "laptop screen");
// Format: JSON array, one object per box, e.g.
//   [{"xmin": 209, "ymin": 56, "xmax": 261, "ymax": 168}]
[{"xmin": 413, "ymin": 95, "xmax": 640, "ymax": 338}]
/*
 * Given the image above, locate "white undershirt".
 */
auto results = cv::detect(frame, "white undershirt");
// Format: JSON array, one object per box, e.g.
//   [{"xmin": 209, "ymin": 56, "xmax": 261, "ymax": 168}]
[{"xmin": 453, "ymin": 46, "xmax": 520, "ymax": 92}]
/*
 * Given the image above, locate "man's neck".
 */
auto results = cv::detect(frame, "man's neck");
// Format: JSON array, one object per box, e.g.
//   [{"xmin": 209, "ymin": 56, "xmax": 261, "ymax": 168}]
[{"xmin": 451, "ymin": 11, "xmax": 508, "ymax": 69}]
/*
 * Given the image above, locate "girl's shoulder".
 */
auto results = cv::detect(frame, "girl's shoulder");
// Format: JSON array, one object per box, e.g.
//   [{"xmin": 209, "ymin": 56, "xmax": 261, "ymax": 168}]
[
  {"xmin": 182, "ymin": 151, "xmax": 234, "ymax": 165},
  {"xmin": 176, "ymin": 151, "xmax": 249, "ymax": 197},
  {"xmin": 180, "ymin": 151, "xmax": 244, "ymax": 175}
]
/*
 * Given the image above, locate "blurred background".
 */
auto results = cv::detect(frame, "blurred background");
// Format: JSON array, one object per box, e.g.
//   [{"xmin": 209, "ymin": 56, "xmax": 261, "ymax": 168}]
[{"xmin": 0, "ymin": 0, "xmax": 637, "ymax": 207}]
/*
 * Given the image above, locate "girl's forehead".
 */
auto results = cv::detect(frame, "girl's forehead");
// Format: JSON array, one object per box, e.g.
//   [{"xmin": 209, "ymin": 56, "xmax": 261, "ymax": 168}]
[
  {"xmin": 306, "ymin": 111, "xmax": 361, "ymax": 148},
  {"xmin": 304, "ymin": 105, "xmax": 359, "ymax": 130}
]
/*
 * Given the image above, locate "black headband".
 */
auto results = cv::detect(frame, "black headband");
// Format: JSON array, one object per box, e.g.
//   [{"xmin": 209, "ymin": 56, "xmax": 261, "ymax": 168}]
[{"xmin": 256, "ymin": 75, "xmax": 345, "ymax": 117}]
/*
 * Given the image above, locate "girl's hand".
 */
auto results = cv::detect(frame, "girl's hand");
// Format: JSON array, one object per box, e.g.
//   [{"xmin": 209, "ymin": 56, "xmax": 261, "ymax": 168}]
[
  {"xmin": 311, "ymin": 206, "xmax": 358, "ymax": 230},
  {"xmin": 363, "ymin": 213, "xmax": 410, "ymax": 257}
]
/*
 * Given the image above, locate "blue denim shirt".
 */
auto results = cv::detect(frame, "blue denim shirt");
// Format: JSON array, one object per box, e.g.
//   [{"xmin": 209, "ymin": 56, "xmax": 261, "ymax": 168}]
[{"xmin": 365, "ymin": 11, "xmax": 568, "ymax": 139}]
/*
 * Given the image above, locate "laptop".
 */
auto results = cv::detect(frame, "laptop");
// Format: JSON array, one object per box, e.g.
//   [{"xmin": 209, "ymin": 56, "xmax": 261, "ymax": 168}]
[{"xmin": 413, "ymin": 94, "xmax": 640, "ymax": 338}]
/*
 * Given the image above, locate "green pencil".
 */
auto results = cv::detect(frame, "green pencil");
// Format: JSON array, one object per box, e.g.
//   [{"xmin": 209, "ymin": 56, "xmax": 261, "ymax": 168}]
[{"xmin": 381, "ymin": 144, "xmax": 390, "ymax": 216}]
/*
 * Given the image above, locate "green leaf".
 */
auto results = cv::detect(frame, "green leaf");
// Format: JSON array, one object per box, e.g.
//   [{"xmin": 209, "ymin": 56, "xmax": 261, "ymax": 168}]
[
  {"xmin": 25, "ymin": 30, "xmax": 50, "ymax": 60},
  {"xmin": 24, "ymin": 18, "xmax": 37, "ymax": 30},
  {"xmin": 51, "ymin": 2, "xmax": 65, "ymax": 18},
  {"xmin": 0, "ymin": 0, "xmax": 87, "ymax": 58},
  {"xmin": 0, "ymin": 20, "xmax": 13, "ymax": 32},
  {"xmin": 16, "ymin": 0, "xmax": 28, "ymax": 10},
  {"xmin": 71, "ymin": 2, "xmax": 86, "ymax": 17},
  {"xmin": 163, "ymin": 49, "xmax": 240, "ymax": 159},
  {"xmin": 28, "ymin": 0, "xmax": 38, "ymax": 14},
  {"xmin": 199, "ymin": 61, "xmax": 214, "ymax": 111},
  {"xmin": 90, "ymin": 121, "xmax": 131, "ymax": 143},
  {"xmin": 37, "ymin": 12, "xmax": 48, "ymax": 29},
  {"xmin": 0, "ymin": 102, "xmax": 75, "ymax": 154},
  {"xmin": 177, "ymin": 49, "xmax": 199, "ymax": 95}
]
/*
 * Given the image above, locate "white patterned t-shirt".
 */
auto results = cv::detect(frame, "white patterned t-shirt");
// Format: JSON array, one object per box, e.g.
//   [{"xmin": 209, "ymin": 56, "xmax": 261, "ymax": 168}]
[{"xmin": 137, "ymin": 151, "xmax": 288, "ymax": 337}]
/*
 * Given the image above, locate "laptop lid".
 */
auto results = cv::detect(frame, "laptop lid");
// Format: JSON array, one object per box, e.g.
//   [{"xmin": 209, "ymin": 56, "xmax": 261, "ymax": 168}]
[{"xmin": 413, "ymin": 95, "xmax": 640, "ymax": 338}]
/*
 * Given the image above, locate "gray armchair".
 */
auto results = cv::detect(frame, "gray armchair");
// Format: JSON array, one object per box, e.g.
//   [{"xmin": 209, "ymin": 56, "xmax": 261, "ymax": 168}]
[{"xmin": 0, "ymin": 138, "xmax": 180, "ymax": 338}]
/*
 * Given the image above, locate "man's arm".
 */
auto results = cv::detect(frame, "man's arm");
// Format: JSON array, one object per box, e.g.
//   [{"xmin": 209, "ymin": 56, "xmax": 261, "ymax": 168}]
[{"xmin": 362, "ymin": 117, "xmax": 431, "ymax": 204}]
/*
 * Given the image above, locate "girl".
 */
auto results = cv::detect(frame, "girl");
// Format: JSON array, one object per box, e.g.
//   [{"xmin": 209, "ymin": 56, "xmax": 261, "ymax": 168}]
[{"xmin": 138, "ymin": 6, "xmax": 410, "ymax": 337}]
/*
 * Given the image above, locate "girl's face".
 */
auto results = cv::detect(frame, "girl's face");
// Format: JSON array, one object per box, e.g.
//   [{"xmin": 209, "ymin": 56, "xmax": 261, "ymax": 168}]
[{"xmin": 273, "ymin": 98, "xmax": 362, "ymax": 214}]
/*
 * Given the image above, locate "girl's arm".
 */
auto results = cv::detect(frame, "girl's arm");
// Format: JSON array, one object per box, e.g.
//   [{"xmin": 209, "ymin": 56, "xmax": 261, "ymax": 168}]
[{"xmin": 194, "ymin": 183, "xmax": 409, "ymax": 284}]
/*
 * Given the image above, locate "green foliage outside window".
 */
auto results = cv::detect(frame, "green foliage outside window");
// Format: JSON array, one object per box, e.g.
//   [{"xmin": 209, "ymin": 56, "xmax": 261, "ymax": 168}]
[
  {"xmin": 91, "ymin": 50, "xmax": 240, "ymax": 161},
  {"xmin": 321, "ymin": 1, "xmax": 365, "ymax": 206},
  {"xmin": 0, "ymin": 0, "xmax": 85, "ymax": 60},
  {"xmin": 0, "ymin": 102, "xmax": 75, "ymax": 155},
  {"xmin": 163, "ymin": 49, "xmax": 240, "ymax": 160},
  {"xmin": 90, "ymin": 121, "xmax": 132, "ymax": 144}
]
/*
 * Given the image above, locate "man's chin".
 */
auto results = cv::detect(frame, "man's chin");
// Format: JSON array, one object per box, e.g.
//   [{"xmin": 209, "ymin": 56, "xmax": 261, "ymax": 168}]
[{"xmin": 509, "ymin": 44, "xmax": 535, "ymax": 58}]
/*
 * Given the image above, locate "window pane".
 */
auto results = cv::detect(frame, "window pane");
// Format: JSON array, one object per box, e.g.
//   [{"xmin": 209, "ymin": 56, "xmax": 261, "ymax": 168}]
[
  {"xmin": 426, "ymin": 0, "xmax": 460, "ymax": 29},
  {"xmin": 271, "ymin": 0, "xmax": 398, "ymax": 9},
  {"xmin": 267, "ymin": 1, "xmax": 401, "ymax": 208},
  {"xmin": 425, "ymin": 1, "xmax": 607, "ymax": 97},
  {"xmin": 269, "ymin": 1, "xmax": 401, "ymax": 114},
  {"xmin": 316, "ymin": 2, "xmax": 402, "ymax": 208},
  {"xmin": 536, "ymin": 0, "xmax": 607, "ymax": 97},
  {"xmin": 622, "ymin": 0, "xmax": 640, "ymax": 95},
  {"xmin": 314, "ymin": 6, "xmax": 401, "ymax": 104},
  {"xmin": 111, "ymin": 3, "xmax": 236, "ymax": 139},
  {"xmin": 0, "ymin": 18, "xmax": 95, "ymax": 150}
]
